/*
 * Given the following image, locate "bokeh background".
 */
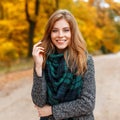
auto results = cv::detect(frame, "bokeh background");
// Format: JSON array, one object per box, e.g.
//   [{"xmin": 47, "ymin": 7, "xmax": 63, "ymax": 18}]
[{"xmin": 0, "ymin": 0, "xmax": 120, "ymax": 120}]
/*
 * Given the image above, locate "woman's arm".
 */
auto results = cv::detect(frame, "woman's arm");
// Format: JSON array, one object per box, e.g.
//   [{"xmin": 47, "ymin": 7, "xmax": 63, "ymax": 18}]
[
  {"xmin": 52, "ymin": 55, "xmax": 96, "ymax": 119},
  {"xmin": 31, "ymin": 67, "xmax": 47, "ymax": 107},
  {"xmin": 31, "ymin": 41, "xmax": 46, "ymax": 107}
]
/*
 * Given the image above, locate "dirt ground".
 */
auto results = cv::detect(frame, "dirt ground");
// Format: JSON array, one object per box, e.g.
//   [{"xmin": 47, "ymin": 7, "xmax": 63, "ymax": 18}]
[{"xmin": 0, "ymin": 53, "xmax": 120, "ymax": 120}]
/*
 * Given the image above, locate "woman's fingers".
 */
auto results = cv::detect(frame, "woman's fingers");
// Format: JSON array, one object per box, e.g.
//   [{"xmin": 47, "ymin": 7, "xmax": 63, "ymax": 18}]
[
  {"xmin": 32, "ymin": 45, "xmax": 45, "ymax": 56},
  {"xmin": 33, "ymin": 47, "xmax": 44, "ymax": 55},
  {"xmin": 33, "ymin": 46, "xmax": 44, "ymax": 52},
  {"xmin": 32, "ymin": 41, "xmax": 44, "ymax": 67},
  {"xmin": 33, "ymin": 41, "xmax": 42, "ymax": 48}
]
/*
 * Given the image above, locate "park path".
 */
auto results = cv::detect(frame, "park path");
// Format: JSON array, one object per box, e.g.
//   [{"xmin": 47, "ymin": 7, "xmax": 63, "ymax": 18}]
[
  {"xmin": 94, "ymin": 53, "xmax": 120, "ymax": 120},
  {"xmin": 0, "ymin": 53, "xmax": 120, "ymax": 120}
]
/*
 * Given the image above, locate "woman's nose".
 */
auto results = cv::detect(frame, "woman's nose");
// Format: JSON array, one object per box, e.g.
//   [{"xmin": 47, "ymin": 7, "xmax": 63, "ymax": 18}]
[{"xmin": 58, "ymin": 31, "xmax": 64, "ymax": 37}]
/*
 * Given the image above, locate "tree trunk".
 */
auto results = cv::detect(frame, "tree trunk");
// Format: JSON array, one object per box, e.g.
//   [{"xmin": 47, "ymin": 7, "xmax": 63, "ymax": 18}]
[
  {"xmin": 28, "ymin": 21, "xmax": 36, "ymax": 57},
  {"xmin": 55, "ymin": 0, "xmax": 59, "ymax": 9},
  {"xmin": 0, "ymin": 2, "xmax": 4, "ymax": 19},
  {"xmin": 25, "ymin": 0, "xmax": 40, "ymax": 57}
]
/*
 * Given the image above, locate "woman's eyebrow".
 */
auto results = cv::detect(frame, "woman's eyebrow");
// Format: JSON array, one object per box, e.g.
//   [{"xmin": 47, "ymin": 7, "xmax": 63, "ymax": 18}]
[{"xmin": 52, "ymin": 27, "xmax": 70, "ymax": 29}]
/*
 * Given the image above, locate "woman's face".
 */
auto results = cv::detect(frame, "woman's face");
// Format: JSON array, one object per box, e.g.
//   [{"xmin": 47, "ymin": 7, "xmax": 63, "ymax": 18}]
[{"xmin": 51, "ymin": 18, "xmax": 71, "ymax": 53}]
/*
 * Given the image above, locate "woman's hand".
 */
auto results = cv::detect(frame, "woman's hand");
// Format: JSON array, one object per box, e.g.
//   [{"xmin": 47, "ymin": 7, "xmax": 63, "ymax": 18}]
[
  {"xmin": 32, "ymin": 41, "xmax": 44, "ymax": 66},
  {"xmin": 35, "ymin": 105, "xmax": 52, "ymax": 117},
  {"xmin": 32, "ymin": 41, "xmax": 45, "ymax": 76}
]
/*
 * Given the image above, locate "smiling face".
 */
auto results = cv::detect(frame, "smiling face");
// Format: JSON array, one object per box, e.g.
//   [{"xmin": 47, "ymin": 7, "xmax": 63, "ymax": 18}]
[{"xmin": 51, "ymin": 18, "xmax": 71, "ymax": 53}]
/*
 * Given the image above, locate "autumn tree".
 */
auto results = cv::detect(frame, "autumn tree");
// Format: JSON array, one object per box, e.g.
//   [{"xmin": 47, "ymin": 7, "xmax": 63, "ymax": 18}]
[
  {"xmin": 1, "ymin": 0, "xmax": 120, "ymax": 66},
  {"xmin": 25, "ymin": 0, "xmax": 40, "ymax": 57},
  {"xmin": 0, "ymin": 2, "xmax": 4, "ymax": 19}
]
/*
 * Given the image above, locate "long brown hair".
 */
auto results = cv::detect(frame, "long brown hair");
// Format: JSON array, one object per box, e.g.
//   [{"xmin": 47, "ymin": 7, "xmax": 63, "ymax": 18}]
[{"xmin": 41, "ymin": 9, "xmax": 87, "ymax": 75}]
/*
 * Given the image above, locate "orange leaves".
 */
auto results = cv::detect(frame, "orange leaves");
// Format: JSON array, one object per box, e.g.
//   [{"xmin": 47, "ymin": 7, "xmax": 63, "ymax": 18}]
[
  {"xmin": 0, "ymin": 41, "xmax": 19, "ymax": 66},
  {"xmin": 0, "ymin": 0, "xmax": 120, "ymax": 65}
]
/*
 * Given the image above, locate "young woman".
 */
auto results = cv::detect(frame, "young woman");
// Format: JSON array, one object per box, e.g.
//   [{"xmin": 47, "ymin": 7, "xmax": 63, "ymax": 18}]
[{"xmin": 32, "ymin": 9, "xmax": 96, "ymax": 120}]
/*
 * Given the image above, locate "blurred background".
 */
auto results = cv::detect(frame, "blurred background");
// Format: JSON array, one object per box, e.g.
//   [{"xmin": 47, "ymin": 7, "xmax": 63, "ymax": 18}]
[{"xmin": 0, "ymin": 0, "xmax": 120, "ymax": 120}]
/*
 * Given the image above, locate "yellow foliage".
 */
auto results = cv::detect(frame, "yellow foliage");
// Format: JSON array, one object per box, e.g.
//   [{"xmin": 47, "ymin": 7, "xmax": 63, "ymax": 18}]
[
  {"xmin": 0, "ymin": 20, "xmax": 14, "ymax": 37},
  {"xmin": 0, "ymin": 41, "xmax": 19, "ymax": 66},
  {"xmin": 0, "ymin": 0, "xmax": 120, "ymax": 63},
  {"xmin": 2, "ymin": 1, "xmax": 26, "ymax": 20}
]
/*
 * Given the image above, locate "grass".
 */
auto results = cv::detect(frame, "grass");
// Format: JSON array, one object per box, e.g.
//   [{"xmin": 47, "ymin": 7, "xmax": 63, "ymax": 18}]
[{"xmin": 0, "ymin": 58, "xmax": 33, "ymax": 75}]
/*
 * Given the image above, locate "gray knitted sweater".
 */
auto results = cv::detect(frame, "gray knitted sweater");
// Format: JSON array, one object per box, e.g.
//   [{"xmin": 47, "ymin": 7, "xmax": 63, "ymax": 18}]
[{"xmin": 31, "ymin": 55, "xmax": 96, "ymax": 120}]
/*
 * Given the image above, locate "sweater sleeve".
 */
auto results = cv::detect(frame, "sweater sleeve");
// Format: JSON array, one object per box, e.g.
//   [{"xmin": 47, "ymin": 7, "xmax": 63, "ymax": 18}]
[
  {"xmin": 52, "ymin": 55, "xmax": 96, "ymax": 119},
  {"xmin": 31, "ymin": 67, "xmax": 47, "ymax": 107}
]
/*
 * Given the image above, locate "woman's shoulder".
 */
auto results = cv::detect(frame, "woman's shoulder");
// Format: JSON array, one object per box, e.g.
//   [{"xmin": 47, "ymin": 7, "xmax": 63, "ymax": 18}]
[
  {"xmin": 85, "ymin": 54, "xmax": 95, "ymax": 74},
  {"xmin": 87, "ymin": 54, "xmax": 94, "ymax": 64}
]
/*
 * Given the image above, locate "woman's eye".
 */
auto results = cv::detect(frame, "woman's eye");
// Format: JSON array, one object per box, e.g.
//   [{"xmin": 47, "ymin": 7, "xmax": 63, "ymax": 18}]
[
  {"xmin": 63, "ymin": 29, "xmax": 70, "ymax": 32},
  {"xmin": 52, "ymin": 29, "xmax": 58, "ymax": 32}
]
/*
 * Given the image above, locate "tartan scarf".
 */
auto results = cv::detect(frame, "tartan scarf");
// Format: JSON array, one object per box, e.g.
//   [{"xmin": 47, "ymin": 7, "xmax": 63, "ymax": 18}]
[{"xmin": 45, "ymin": 53, "xmax": 83, "ymax": 106}]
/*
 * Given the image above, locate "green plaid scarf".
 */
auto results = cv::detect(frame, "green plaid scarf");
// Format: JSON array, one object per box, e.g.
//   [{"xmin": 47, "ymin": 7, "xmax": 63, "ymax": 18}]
[{"xmin": 45, "ymin": 53, "xmax": 83, "ymax": 106}]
